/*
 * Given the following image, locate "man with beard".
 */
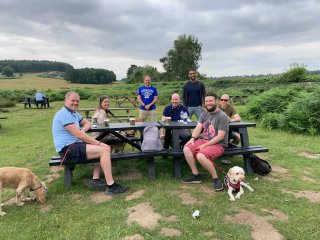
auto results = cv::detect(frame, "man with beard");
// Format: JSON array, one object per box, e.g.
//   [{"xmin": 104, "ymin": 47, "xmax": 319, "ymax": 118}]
[
  {"xmin": 181, "ymin": 92, "xmax": 229, "ymax": 191},
  {"xmin": 182, "ymin": 69, "xmax": 206, "ymax": 120}
]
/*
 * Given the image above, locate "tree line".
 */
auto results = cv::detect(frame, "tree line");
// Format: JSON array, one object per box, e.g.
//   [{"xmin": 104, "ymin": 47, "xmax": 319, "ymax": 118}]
[
  {"xmin": 0, "ymin": 60, "xmax": 73, "ymax": 73},
  {"xmin": 64, "ymin": 68, "xmax": 116, "ymax": 84}
]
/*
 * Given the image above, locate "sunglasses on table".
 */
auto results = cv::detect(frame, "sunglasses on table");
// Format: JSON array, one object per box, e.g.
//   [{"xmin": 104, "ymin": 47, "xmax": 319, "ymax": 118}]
[{"xmin": 220, "ymin": 99, "xmax": 229, "ymax": 102}]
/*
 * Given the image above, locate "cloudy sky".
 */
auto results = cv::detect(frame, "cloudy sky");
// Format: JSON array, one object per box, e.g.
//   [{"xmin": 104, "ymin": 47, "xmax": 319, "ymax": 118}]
[{"xmin": 1, "ymin": 0, "xmax": 319, "ymax": 79}]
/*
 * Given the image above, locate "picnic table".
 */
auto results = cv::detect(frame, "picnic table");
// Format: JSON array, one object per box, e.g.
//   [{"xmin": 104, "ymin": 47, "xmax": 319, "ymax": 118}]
[
  {"xmin": 50, "ymin": 120, "xmax": 268, "ymax": 187},
  {"xmin": 0, "ymin": 116, "xmax": 7, "ymax": 128},
  {"xmin": 159, "ymin": 121, "xmax": 268, "ymax": 177},
  {"xmin": 21, "ymin": 96, "xmax": 50, "ymax": 109},
  {"xmin": 78, "ymin": 107, "xmax": 136, "ymax": 121}
]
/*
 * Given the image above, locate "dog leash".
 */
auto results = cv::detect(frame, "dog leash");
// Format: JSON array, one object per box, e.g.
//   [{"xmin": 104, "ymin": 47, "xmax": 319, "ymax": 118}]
[{"xmin": 195, "ymin": 149, "xmax": 227, "ymax": 175}]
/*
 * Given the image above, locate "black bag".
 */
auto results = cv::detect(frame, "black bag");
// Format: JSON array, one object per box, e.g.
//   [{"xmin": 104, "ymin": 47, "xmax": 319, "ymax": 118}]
[{"xmin": 250, "ymin": 154, "xmax": 272, "ymax": 175}]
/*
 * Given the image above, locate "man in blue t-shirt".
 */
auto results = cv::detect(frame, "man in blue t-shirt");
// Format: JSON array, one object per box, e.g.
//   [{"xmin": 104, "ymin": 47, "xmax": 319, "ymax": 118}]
[
  {"xmin": 52, "ymin": 91, "xmax": 128, "ymax": 195},
  {"xmin": 136, "ymin": 75, "xmax": 158, "ymax": 121},
  {"xmin": 182, "ymin": 69, "xmax": 206, "ymax": 120},
  {"xmin": 160, "ymin": 93, "xmax": 191, "ymax": 148}
]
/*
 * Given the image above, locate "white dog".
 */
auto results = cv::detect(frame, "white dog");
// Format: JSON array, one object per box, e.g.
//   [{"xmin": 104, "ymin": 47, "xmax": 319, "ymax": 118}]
[{"xmin": 224, "ymin": 166, "xmax": 254, "ymax": 201}]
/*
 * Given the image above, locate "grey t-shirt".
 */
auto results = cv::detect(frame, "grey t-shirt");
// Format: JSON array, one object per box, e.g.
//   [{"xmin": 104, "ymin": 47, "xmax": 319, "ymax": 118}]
[{"xmin": 199, "ymin": 109, "xmax": 229, "ymax": 147}]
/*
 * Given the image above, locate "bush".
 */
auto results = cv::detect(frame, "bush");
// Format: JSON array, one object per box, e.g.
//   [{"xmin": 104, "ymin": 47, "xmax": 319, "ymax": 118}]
[
  {"xmin": 282, "ymin": 92, "xmax": 320, "ymax": 134},
  {"xmin": 244, "ymin": 88, "xmax": 299, "ymax": 120},
  {"xmin": 261, "ymin": 113, "xmax": 284, "ymax": 130},
  {"xmin": 0, "ymin": 98, "xmax": 16, "ymax": 108},
  {"xmin": 279, "ymin": 63, "xmax": 307, "ymax": 83}
]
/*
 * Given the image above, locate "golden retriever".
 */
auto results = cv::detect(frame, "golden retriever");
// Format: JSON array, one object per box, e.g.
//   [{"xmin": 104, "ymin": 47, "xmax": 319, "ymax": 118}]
[
  {"xmin": 224, "ymin": 166, "xmax": 254, "ymax": 201},
  {"xmin": 0, "ymin": 167, "xmax": 47, "ymax": 216}
]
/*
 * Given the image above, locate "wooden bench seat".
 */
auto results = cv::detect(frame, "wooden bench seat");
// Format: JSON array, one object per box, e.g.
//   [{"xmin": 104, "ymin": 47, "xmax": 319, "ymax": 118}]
[
  {"xmin": 167, "ymin": 145, "xmax": 269, "ymax": 178},
  {"xmin": 49, "ymin": 150, "xmax": 168, "ymax": 187}
]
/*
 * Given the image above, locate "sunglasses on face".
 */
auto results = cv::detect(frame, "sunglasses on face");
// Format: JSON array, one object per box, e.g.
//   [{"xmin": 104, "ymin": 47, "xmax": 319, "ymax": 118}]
[{"xmin": 220, "ymin": 99, "xmax": 229, "ymax": 102}]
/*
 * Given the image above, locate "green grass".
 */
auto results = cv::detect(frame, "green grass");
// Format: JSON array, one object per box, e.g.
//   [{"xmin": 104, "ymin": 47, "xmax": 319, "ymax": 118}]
[{"xmin": 1, "ymin": 99, "xmax": 320, "ymax": 239}]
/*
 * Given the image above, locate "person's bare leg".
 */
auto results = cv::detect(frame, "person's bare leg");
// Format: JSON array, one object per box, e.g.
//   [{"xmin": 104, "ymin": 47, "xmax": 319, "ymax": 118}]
[
  {"xmin": 183, "ymin": 146, "xmax": 198, "ymax": 174},
  {"xmin": 196, "ymin": 153, "xmax": 218, "ymax": 179},
  {"xmin": 86, "ymin": 145, "xmax": 114, "ymax": 185},
  {"xmin": 92, "ymin": 163, "xmax": 101, "ymax": 180}
]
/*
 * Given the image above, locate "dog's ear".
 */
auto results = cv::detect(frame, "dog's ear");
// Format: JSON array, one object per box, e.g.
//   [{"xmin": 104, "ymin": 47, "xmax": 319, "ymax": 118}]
[{"xmin": 227, "ymin": 168, "xmax": 233, "ymax": 178}]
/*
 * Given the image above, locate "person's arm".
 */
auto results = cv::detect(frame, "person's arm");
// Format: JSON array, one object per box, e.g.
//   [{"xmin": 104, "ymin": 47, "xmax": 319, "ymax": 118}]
[
  {"xmin": 80, "ymin": 118, "xmax": 92, "ymax": 132},
  {"xmin": 65, "ymin": 124, "xmax": 100, "ymax": 146},
  {"xmin": 185, "ymin": 122, "xmax": 203, "ymax": 146},
  {"xmin": 230, "ymin": 113, "xmax": 241, "ymax": 122},
  {"xmin": 197, "ymin": 130, "xmax": 226, "ymax": 149},
  {"xmin": 136, "ymin": 94, "xmax": 145, "ymax": 107},
  {"xmin": 145, "ymin": 96, "xmax": 158, "ymax": 110}
]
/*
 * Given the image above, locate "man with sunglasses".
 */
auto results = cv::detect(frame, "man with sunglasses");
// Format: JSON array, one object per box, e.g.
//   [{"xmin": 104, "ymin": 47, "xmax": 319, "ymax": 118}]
[
  {"xmin": 182, "ymin": 69, "xmax": 206, "ymax": 120},
  {"xmin": 219, "ymin": 94, "xmax": 241, "ymax": 144}
]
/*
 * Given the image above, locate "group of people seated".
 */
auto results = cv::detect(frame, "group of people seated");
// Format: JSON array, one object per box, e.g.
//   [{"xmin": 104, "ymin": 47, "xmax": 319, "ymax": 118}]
[{"xmin": 51, "ymin": 70, "xmax": 243, "ymax": 195}]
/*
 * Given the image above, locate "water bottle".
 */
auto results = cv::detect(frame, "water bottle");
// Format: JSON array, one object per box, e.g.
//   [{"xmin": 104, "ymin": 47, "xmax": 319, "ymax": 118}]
[{"xmin": 180, "ymin": 111, "xmax": 188, "ymax": 124}]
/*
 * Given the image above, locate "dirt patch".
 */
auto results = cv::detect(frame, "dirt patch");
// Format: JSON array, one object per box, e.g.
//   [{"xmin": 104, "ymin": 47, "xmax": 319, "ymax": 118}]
[
  {"xmin": 199, "ymin": 185, "xmax": 215, "ymax": 195},
  {"xmin": 90, "ymin": 192, "xmax": 112, "ymax": 204},
  {"xmin": 125, "ymin": 190, "xmax": 145, "ymax": 201},
  {"xmin": 224, "ymin": 209, "xmax": 284, "ymax": 240},
  {"xmin": 39, "ymin": 204, "xmax": 53, "ymax": 213},
  {"xmin": 282, "ymin": 189, "xmax": 320, "ymax": 203},
  {"xmin": 203, "ymin": 231, "xmax": 218, "ymax": 239},
  {"xmin": 69, "ymin": 194, "xmax": 83, "ymax": 202},
  {"xmin": 179, "ymin": 192, "xmax": 201, "ymax": 205},
  {"xmin": 166, "ymin": 215, "xmax": 177, "ymax": 222},
  {"xmin": 123, "ymin": 234, "xmax": 144, "ymax": 240},
  {"xmin": 272, "ymin": 166, "xmax": 288, "ymax": 174},
  {"xmin": 160, "ymin": 227, "xmax": 182, "ymax": 237},
  {"xmin": 302, "ymin": 168, "xmax": 313, "ymax": 175},
  {"xmin": 3, "ymin": 197, "xmax": 16, "ymax": 206},
  {"xmin": 126, "ymin": 202, "xmax": 161, "ymax": 229},
  {"xmin": 117, "ymin": 169, "xmax": 142, "ymax": 181},
  {"xmin": 49, "ymin": 166, "xmax": 62, "ymax": 173},
  {"xmin": 298, "ymin": 151, "xmax": 320, "ymax": 160},
  {"xmin": 302, "ymin": 176, "xmax": 316, "ymax": 183},
  {"xmin": 261, "ymin": 208, "xmax": 288, "ymax": 220},
  {"xmin": 263, "ymin": 175, "xmax": 280, "ymax": 182}
]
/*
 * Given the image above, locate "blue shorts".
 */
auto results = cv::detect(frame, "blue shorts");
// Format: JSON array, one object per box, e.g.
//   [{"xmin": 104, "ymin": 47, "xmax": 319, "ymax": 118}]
[{"xmin": 59, "ymin": 142, "xmax": 88, "ymax": 164}]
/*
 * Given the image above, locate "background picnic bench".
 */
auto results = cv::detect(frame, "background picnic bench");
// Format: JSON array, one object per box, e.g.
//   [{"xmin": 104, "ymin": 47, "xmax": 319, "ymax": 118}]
[
  {"xmin": 21, "ymin": 96, "xmax": 50, "ymax": 109},
  {"xmin": 114, "ymin": 97, "xmax": 138, "ymax": 107},
  {"xmin": 0, "ymin": 116, "xmax": 7, "ymax": 128}
]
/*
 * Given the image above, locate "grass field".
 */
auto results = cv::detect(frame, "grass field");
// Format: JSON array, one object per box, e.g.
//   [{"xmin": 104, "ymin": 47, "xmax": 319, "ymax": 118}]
[
  {"xmin": 0, "ymin": 73, "xmax": 110, "ymax": 90},
  {"xmin": 1, "ymin": 89, "xmax": 320, "ymax": 239}
]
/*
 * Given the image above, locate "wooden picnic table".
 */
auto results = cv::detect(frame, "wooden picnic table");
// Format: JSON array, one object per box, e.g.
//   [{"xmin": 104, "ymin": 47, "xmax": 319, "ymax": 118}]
[
  {"xmin": 158, "ymin": 121, "xmax": 266, "ymax": 176},
  {"xmin": 0, "ymin": 116, "xmax": 7, "ymax": 128},
  {"xmin": 78, "ymin": 107, "xmax": 136, "ymax": 120},
  {"xmin": 22, "ymin": 96, "xmax": 50, "ymax": 109}
]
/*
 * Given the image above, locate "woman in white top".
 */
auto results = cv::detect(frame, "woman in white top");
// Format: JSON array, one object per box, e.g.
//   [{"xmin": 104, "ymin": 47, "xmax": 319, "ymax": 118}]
[{"xmin": 92, "ymin": 96, "xmax": 124, "ymax": 152}]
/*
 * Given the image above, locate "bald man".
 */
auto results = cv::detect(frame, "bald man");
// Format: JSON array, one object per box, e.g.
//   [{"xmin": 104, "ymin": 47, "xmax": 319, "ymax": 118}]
[
  {"xmin": 161, "ymin": 93, "xmax": 191, "ymax": 148},
  {"xmin": 52, "ymin": 91, "xmax": 128, "ymax": 195},
  {"xmin": 219, "ymin": 94, "xmax": 241, "ymax": 144}
]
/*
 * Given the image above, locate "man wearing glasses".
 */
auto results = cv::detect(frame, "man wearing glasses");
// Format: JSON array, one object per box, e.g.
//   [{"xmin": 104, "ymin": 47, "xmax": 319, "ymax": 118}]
[
  {"xmin": 219, "ymin": 94, "xmax": 241, "ymax": 144},
  {"xmin": 182, "ymin": 69, "xmax": 206, "ymax": 120}
]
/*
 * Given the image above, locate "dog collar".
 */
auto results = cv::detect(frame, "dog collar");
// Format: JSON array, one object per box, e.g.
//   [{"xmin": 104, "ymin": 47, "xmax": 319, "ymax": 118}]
[
  {"xmin": 224, "ymin": 176, "xmax": 241, "ymax": 189},
  {"xmin": 30, "ymin": 185, "xmax": 42, "ymax": 191}
]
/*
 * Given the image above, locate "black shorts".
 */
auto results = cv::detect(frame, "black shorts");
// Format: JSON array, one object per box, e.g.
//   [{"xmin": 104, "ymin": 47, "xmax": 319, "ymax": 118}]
[{"xmin": 59, "ymin": 142, "xmax": 88, "ymax": 164}]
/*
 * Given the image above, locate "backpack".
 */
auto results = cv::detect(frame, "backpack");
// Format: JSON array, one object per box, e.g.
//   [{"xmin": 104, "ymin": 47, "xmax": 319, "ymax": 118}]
[
  {"xmin": 141, "ymin": 126, "xmax": 163, "ymax": 151},
  {"xmin": 250, "ymin": 154, "xmax": 272, "ymax": 175}
]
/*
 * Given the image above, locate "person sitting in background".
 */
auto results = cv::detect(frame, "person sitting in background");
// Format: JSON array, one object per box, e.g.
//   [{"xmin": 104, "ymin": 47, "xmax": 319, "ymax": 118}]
[
  {"xmin": 35, "ymin": 90, "xmax": 46, "ymax": 107},
  {"xmin": 160, "ymin": 93, "xmax": 191, "ymax": 148},
  {"xmin": 92, "ymin": 95, "xmax": 125, "ymax": 153},
  {"xmin": 52, "ymin": 91, "xmax": 128, "ymax": 195},
  {"xmin": 219, "ymin": 94, "xmax": 241, "ymax": 144}
]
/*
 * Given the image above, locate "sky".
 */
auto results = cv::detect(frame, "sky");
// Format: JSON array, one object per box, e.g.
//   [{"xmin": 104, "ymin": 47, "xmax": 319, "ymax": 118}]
[{"xmin": 1, "ymin": 0, "xmax": 320, "ymax": 79}]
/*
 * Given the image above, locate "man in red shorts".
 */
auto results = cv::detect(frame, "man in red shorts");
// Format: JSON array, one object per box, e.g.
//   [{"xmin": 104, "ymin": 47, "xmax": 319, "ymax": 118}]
[{"xmin": 182, "ymin": 92, "xmax": 229, "ymax": 191}]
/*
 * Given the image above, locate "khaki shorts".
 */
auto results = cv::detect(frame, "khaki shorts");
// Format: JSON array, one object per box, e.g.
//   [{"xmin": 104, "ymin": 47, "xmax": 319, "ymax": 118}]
[{"xmin": 139, "ymin": 109, "xmax": 157, "ymax": 122}]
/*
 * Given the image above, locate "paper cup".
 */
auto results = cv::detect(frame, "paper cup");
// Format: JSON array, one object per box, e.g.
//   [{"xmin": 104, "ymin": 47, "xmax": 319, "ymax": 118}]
[
  {"xmin": 129, "ymin": 118, "xmax": 136, "ymax": 125},
  {"xmin": 165, "ymin": 117, "xmax": 172, "ymax": 125},
  {"xmin": 103, "ymin": 119, "xmax": 110, "ymax": 126}
]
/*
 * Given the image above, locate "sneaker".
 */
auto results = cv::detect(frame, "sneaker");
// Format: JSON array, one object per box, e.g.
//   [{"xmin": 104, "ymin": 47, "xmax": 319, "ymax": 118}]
[
  {"xmin": 88, "ymin": 179, "xmax": 107, "ymax": 191},
  {"xmin": 181, "ymin": 174, "xmax": 202, "ymax": 184},
  {"xmin": 213, "ymin": 178, "xmax": 224, "ymax": 191},
  {"xmin": 105, "ymin": 182, "xmax": 129, "ymax": 195}
]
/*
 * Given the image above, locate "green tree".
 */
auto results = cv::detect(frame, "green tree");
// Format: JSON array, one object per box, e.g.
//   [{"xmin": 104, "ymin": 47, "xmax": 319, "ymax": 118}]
[
  {"xmin": 127, "ymin": 65, "xmax": 160, "ymax": 84},
  {"xmin": 280, "ymin": 63, "xmax": 307, "ymax": 82},
  {"xmin": 2, "ymin": 66, "xmax": 14, "ymax": 77},
  {"xmin": 127, "ymin": 64, "xmax": 138, "ymax": 79},
  {"xmin": 160, "ymin": 34, "xmax": 202, "ymax": 80}
]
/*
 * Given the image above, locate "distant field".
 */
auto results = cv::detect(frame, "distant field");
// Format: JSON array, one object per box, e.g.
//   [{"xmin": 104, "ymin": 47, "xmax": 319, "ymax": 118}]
[{"xmin": 0, "ymin": 73, "xmax": 110, "ymax": 90}]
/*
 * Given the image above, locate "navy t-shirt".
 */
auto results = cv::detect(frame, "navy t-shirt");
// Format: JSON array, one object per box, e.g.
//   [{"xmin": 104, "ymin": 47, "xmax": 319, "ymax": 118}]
[{"xmin": 163, "ymin": 104, "xmax": 189, "ymax": 121}]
